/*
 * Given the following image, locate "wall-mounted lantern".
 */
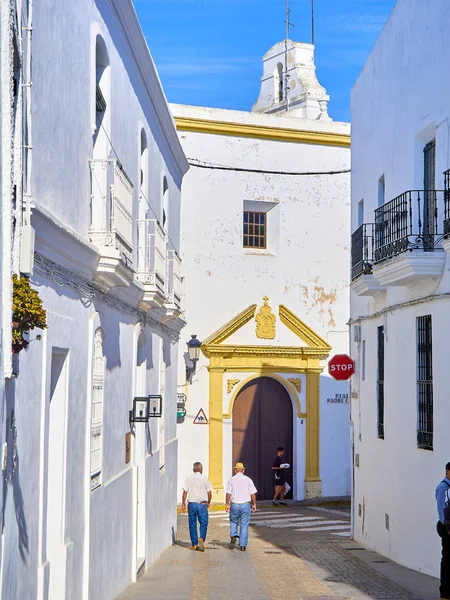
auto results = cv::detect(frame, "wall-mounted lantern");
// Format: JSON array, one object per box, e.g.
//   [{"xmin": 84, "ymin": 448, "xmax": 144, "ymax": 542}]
[
  {"xmin": 186, "ymin": 334, "xmax": 201, "ymax": 382},
  {"xmin": 129, "ymin": 395, "xmax": 163, "ymax": 425},
  {"xmin": 149, "ymin": 395, "xmax": 163, "ymax": 418}
]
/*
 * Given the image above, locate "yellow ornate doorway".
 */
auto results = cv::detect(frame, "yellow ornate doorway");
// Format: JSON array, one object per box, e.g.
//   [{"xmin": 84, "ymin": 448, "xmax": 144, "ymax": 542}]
[{"xmin": 201, "ymin": 299, "xmax": 331, "ymax": 501}]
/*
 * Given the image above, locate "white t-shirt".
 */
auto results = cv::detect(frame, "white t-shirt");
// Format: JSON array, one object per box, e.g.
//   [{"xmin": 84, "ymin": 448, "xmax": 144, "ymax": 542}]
[
  {"xmin": 183, "ymin": 472, "xmax": 212, "ymax": 503},
  {"xmin": 225, "ymin": 473, "xmax": 257, "ymax": 504}
]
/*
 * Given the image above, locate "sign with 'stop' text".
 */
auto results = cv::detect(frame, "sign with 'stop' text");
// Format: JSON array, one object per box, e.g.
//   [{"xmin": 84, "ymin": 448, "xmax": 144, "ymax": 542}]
[{"xmin": 328, "ymin": 354, "xmax": 355, "ymax": 381}]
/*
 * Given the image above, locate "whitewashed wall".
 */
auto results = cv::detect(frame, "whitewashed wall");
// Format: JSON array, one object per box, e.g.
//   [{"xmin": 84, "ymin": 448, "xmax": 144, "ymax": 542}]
[
  {"xmin": 351, "ymin": 0, "xmax": 450, "ymax": 577},
  {"xmin": 173, "ymin": 103, "xmax": 351, "ymax": 501},
  {"xmin": 0, "ymin": 1, "xmax": 187, "ymax": 599}
]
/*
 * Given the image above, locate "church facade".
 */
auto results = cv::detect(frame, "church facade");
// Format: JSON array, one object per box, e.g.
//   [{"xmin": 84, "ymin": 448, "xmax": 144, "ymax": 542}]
[{"xmin": 173, "ymin": 40, "xmax": 352, "ymax": 502}]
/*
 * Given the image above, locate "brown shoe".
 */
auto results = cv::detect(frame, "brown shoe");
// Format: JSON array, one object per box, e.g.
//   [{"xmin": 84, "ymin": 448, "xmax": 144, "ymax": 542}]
[
  {"xmin": 189, "ymin": 546, "xmax": 197, "ymax": 551},
  {"xmin": 229, "ymin": 536, "xmax": 238, "ymax": 549},
  {"xmin": 197, "ymin": 538, "xmax": 205, "ymax": 552}
]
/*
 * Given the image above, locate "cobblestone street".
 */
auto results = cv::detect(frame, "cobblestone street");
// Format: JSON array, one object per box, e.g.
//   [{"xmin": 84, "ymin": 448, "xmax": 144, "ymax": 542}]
[{"xmin": 116, "ymin": 504, "xmax": 438, "ymax": 600}]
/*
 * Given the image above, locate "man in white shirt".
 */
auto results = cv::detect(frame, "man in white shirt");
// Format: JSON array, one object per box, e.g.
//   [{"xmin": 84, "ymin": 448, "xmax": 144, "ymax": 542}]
[
  {"xmin": 181, "ymin": 462, "xmax": 212, "ymax": 552},
  {"xmin": 225, "ymin": 462, "xmax": 257, "ymax": 551}
]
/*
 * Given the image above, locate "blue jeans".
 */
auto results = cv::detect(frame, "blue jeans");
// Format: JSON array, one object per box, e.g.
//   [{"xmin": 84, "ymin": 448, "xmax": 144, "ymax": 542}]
[
  {"xmin": 188, "ymin": 503, "xmax": 208, "ymax": 546},
  {"xmin": 230, "ymin": 502, "xmax": 251, "ymax": 547}
]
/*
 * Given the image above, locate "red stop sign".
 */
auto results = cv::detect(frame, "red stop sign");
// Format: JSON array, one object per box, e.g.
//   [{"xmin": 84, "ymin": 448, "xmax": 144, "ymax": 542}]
[{"xmin": 328, "ymin": 354, "xmax": 355, "ymax": 380}]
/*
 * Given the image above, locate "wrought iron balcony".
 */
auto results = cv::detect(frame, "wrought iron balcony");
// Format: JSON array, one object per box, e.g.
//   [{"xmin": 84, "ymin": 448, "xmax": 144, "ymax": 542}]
[
  {"xmin": 374, "ymin": 190, "xmax": 445, "ymax": 263},
  {"xmin": 351, "ymin": 223, "xmax": 375, "ymax": 281},
  {"xmin": 444, "ymin": 169, "xmax": 450, "ymax": 237}
]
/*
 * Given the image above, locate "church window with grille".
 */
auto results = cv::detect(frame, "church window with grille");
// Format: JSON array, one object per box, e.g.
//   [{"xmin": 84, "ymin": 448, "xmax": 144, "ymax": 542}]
[
  {"xmin": 243, "ymin": 211, "xmax": 266, "ymax": 249},
  {"xmin": 417, "ymin": 315, "xmax": 433, "ymax": 450},
  {"xmin": 377, "ymin": 326, "xmax": 384, "ymax": 439}
]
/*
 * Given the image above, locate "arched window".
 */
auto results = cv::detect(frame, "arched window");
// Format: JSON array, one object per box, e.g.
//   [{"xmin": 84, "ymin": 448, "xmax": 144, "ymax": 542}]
[
  {"xmin": 136, "ymin": 331, "xmax": 147, "ymax": 397},
  {"xmin": 91, "ymin": 328, "xmax": 105, "ymax": 490},
  {"xmin": 275, "ymin": 62, "xmax": 284, "ymax": 102},
  {"xmin": 93, "ymin": 36, "xmax": 110, "ymax": 157},
  {"xmin": 140, "ymin": 129, "xmax": 148, "ymax": 206},
  {"xmin": 162, "ymin": 177, "xmax": 169, "ymax": 231}
]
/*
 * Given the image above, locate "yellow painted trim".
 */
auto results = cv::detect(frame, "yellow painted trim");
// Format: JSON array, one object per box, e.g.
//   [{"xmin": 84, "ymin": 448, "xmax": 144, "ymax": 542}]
[
  {"xmin": 305, "ymin": 371, "xmax": 320, "ymax": 482},
  {"xmin": 204, "ymin": 344, "xmax": 329, "ymax": 358},
  {"xmin": 224, "ymin": 373, "xmax": 304, "ymax": 419},
  {"xmin": 279, "ymin": 305, "xmax": 331, "ymax": 351},
  {"xmin": 209, "ymin": 367, "xmax": 225, "ymax": 501},
  {"xmin": 174, "ymin": 116, "xmax": 351, "ymax": 148},
  {"xmin": 202, "ymin": 304, "xmax": 257, "ymax": 347}
]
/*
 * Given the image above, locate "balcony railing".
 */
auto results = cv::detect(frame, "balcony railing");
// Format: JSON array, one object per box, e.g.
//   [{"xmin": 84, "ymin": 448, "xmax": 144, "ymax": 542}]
[
  {"xmin": 374, "ymin": 190, "xmax": 444, "ymax": 263},
  {"xmin": 444, "ymin": 169, "xmax": 450, "ymax": 237},
  {"xmin": 89, "ymin": 159, "xmax": 133, "ymax": 264},
  {"xmin": 351, "ymin": 223, "xmax": 375, "ymax": 280},
  {"xmin": 166, "ymin": 249, "xmax": 182, "ymax": 310},
  {"xmin": 136, "ymin": 219, "xmax": 166, "ymax": 295}
]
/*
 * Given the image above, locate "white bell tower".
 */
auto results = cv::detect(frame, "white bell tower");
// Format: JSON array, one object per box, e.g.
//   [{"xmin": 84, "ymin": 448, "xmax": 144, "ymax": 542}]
[{"xmin": 252, "ymin": 40, "xmax": 331, "ymax": 121}]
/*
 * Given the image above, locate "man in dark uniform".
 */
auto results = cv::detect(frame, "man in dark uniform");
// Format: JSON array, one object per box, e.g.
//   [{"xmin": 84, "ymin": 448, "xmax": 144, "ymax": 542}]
[
  {"xmin": 272, "ymin": 446, "xmax": 288, "ymax": 506},
  {"xmin": 436, "ymin": 462, "xmax": 450, "ymax": 599}
]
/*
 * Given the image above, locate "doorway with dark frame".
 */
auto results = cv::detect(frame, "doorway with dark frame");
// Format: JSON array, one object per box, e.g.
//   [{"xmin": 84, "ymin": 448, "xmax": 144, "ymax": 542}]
[{"xmin": 232, "ymin": 377, "xmax": 294, "ymax": 500}]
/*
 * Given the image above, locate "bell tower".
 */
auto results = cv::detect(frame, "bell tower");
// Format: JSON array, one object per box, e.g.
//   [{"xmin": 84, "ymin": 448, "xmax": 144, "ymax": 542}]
[{"xmin": 252, "ymin": 40, "xmax": 331, "ymax": 121}]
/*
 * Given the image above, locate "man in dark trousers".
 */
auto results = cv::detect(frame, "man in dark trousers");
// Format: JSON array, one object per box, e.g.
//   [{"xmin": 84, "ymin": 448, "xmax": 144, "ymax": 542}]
[
  {"xmin": 272, "ymin": 446, "xmax": 289, "ymax": 506},
  {"xmin": 436, "ymin": 462, "xmax": 450, "ymax": 599}
]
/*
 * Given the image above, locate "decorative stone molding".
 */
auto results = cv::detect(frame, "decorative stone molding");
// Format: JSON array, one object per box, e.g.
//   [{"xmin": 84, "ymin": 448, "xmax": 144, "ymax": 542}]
[
  {"xmin": 255, "ymin": 296, "xmax": 276, "ymax": 339},
  {"xmin": 372, "ymin": 251, "xmax": 446, "ymax": 286},
  {"xmin": 351, "ymin": 274, "xmax": 382, "ymax": 297},
  {"xmin": 227, "ymin": 379, "xmax": 240, "ymax": 394},
  {"xmin": 287, "ymin": 378, "xmax": 301, "ymax": 393},
  {"xmin": 34, "ymin": 253, "xmax": 181, "ymax": 340}
]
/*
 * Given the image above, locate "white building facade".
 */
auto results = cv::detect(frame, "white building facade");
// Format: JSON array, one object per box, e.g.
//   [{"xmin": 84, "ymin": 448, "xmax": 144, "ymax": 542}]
[
  {"xmin": 350, "ymin": 0, "xmax": 450, "ymax": 577},
  {"xmin": 0, "ymin": 1, "xmax": 188, "ymax": 599},
  {"xmin": 173, "ymin": 40, "xmax": 352, "ymax": 504}
]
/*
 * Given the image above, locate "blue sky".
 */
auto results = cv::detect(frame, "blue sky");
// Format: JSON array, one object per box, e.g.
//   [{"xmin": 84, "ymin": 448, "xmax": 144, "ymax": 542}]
[{"xmin": 134, "ymin": 0, "xmax": 396, "ymax": 123}]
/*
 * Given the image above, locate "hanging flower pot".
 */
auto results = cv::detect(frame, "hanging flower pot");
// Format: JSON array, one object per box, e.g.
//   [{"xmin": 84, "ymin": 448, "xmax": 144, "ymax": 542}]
[{"xmin": 12, "ymin": 274, "xmax": 47, "ymax": 354}]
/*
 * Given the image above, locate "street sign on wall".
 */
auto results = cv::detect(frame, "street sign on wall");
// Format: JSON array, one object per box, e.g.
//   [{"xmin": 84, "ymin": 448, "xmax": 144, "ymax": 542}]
[{"xmin": 328, "ymin": 354, "xmax": 355, "ymax": 380}]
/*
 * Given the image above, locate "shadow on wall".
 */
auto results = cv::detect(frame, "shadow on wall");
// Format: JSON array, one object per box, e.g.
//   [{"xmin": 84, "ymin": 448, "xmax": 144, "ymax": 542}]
[
  {"xmin": 3, "ymin": 378, "xmax": 29, "ymax": 564},
  {"xmin": 94, "ymin": 303, "xmax": 123, "ymax": 371}
]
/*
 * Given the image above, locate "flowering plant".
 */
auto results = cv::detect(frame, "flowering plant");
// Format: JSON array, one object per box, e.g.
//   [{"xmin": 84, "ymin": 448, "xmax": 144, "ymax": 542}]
[{"xmin": 12, "ymin": 274, "xmax": 47, "ymax": 353}]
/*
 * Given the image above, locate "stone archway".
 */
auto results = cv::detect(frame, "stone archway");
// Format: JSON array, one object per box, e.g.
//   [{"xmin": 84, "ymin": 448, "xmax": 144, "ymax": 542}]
[
  {"xmin": 232, "ymin": 377, "xmax": 293, "ymax": 500},
  {"xmin": 201, "ymin": 302, "xmax": 331, "ymax": 501}
]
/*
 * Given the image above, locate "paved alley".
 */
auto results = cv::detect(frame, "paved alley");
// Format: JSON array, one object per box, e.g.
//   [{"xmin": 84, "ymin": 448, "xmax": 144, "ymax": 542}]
[{"xmin": 116, "ymin": 504, "xmax": 438, "ymax": 600}]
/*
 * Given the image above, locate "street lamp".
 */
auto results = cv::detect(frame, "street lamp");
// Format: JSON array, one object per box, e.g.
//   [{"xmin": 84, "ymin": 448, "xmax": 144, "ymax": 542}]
[{"xmin": 186, "ymin": 334, "xmax": 201, "ymax": 381}]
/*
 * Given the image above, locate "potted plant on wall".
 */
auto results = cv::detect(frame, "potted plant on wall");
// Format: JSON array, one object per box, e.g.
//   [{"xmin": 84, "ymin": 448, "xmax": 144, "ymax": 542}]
[{"xmin": 12, "ymin": 274, "xmax": 47, "ymax": 354}]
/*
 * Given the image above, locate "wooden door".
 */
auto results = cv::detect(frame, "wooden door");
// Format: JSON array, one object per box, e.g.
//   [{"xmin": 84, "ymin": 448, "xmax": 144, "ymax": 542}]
[{"xmin": 232, "ymin": 377, "xmax": 293, "ymax": 500}]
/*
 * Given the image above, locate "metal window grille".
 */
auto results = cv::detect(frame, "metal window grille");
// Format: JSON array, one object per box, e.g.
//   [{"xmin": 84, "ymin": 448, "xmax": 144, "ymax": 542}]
[
  {"xmin": 443, "ymin": 169, "xmax": 450, "ymax": 237},
  {"xmin": 243, "ymin": 211, "xmax": 266, "ymax": 249},
  {"xmin": 377, "ymin": 326, "xmax": 385, "ymax": 439},
  {"xmin": 423, "ymin": 140, "xmax": 436, "ymax": 251},
  {"xmin": 96, "ymin": 83, "xmax": 107, "ymax": 112},
  {"xmin": 417, "ymin": 315, "xmax": 433, "ymax": 450}
]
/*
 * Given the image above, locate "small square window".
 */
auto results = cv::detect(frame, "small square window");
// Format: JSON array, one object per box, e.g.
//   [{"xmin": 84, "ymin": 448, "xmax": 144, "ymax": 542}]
[{"xmin": 243, "ymin": 211, "xmax": 266, "ymax": 249}]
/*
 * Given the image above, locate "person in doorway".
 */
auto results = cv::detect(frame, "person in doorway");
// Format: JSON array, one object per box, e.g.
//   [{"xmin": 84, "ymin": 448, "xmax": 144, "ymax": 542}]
[
  {"xmin": 225, "ymin": 462, "xmax": 257, "ymax": 551},
  {"xmin": 436, "ymin": 462, "xmax": 450, "ymax": 599},
  {"xmin": 181, "ymin": 462, "xmax": 212, "ymax": 552},
  {"xmin": 272, "ymin": 446, "xmax": 290, "ymax": 506}
]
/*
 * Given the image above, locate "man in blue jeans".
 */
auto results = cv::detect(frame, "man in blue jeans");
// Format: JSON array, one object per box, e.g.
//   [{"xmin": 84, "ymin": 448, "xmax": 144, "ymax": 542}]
[
  {"xmin": 225, "ymin": 462, "xmax": 257, "ymax": 551},
  {"xmin": 181, "ymin": 462, "xmax": 212, "ymax": 552}
]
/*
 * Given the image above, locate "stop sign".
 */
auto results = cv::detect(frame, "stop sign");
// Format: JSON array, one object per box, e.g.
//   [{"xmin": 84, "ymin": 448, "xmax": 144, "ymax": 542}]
[{"xmin": 328, "ymin": 354, "xmax": 355, "ymax": 380}]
